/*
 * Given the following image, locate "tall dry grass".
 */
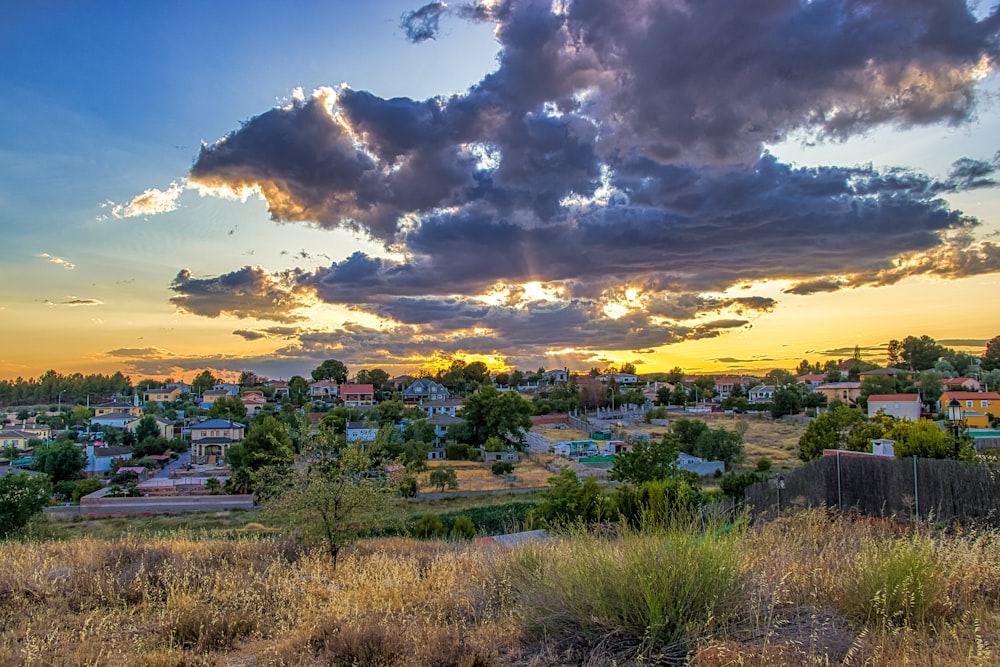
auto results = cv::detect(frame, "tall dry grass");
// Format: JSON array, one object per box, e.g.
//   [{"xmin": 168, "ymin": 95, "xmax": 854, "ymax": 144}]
[{"xmin": 2, "ymin": 509, "xmax": 999, "ymax": 665}]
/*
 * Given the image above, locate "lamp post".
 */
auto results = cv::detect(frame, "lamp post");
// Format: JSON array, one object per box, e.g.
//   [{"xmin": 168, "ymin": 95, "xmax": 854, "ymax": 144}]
[{"xmin": 947, "ymin": 398, "xmax": 963, "ymax": 458}]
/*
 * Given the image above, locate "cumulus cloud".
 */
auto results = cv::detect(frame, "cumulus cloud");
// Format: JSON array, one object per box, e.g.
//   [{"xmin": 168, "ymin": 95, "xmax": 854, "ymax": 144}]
[
  {"xmin": 164, "ymin": 0, "xmax": 1000, "ymax": 366},
  {"xmin": 38, "ymin": 253, "xmax": 75, "ymax": 270},
  {"xmin": 169, "ymin": 266, "xmax": 313, "ymax": 323}
]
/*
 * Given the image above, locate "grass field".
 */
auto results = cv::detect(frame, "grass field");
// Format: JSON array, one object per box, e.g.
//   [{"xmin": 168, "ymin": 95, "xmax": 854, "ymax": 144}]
[{"xmin": 4, "ymin": 508, "xmax": 999, "ymax": 666}]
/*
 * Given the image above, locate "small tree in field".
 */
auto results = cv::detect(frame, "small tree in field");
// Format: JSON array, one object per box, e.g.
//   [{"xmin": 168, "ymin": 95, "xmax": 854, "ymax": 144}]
[
  {"xmin": 265, "ymin": 451, "xmax": 387, "ymax": 569},
  {"xmin": 429, "ymin": 466, "xmax": 459, "ymax": 492},
  {"xmin": 491, "ymin": 460, "xmax": 514, "ymax": 475}
]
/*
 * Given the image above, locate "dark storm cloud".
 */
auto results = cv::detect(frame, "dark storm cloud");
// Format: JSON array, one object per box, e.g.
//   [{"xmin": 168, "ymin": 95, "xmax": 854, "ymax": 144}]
[
  {"xmin": 176, "ymin": 0, "xmax": 1000, "ymax": 364},
  {"xmin": 401, "ymin": 2, "xmax": 446, "ymax": 42},
  {"xmin": 169, "ymin": 266, "xmax": 311, "ymax": 323}
]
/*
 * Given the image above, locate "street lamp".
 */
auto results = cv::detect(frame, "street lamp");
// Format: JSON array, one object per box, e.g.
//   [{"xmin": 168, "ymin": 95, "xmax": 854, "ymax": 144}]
[{"xmin": 948, "ymin": 398, "xmax": 964, "ymax": 457}]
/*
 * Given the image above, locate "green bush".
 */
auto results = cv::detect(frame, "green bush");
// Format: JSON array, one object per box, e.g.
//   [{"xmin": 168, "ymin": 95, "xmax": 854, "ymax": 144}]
[
  {"xmin": 412, "ymin": 513, "xmax": 446, "ymax": 539},
  {"xmin": 449, "ymin": 515, "xmax": 476, "ymax": 540},
  {"xmin": 755, "ymin": 456, "xmax": 772, "ymax": 472},
  {"xmin": 397, "ymin": 475, "xmax": 418, "ymax": 497},
  {"xmin": 71, "ymin": 477, "xmax": 105, "ymax": 501},
  {"xmin": 491, "ymin": 461, "xmax": 514, "ymax": 475}
]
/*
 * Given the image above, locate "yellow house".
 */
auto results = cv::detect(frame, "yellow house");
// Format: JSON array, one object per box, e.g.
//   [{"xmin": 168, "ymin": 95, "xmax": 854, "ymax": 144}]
[
  {"xmin": 815, "ymin": 382, "xmax": 862, "ymax": 406},
  {"xmin": 144, "ymin": 386, "xmax": 182, "ymax": 403},
  {"xmin": 0, "ymin": 429, "xmax": 34, "ymax": 452},
  {"xmin": 939, "ymin": 391, "xmax": 1000, "ymax": 428},
  {"xmin": 92, "ymin": 401, "xmax": 143, "ymax": 417}
]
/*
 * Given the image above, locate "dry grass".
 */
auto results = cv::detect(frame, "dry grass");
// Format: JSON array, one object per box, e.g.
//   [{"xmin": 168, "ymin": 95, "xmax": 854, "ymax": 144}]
[
  {"xmin": 420, "ymin": 459, "xmax": 553, "ymax": 492},
  {"xmin": 3, "ymin": 508, "xmax": 1000, "ymax": 665}
]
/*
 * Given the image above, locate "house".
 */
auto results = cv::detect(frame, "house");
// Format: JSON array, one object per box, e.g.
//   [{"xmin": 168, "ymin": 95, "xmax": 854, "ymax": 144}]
[
  {"xmin": 401, "ymin": 378, "xmax": 450, "ymax": 405},
  {"xmin": 0, "ymin": 429, "xmax": 35, "ymax": 451},
  {"xmin": 597, "ymin": 372, "xmax": 639, "ymax": 384},
  {"xmin": 676, "ymin": 452, "xmax": 725, "ymax": 477},
  {"xmin": 212, "ymin": 383, "xmax": 240, "ymax": 396},
  {"xmin": 713, "ymin": 376, "xmax": 759, "ymax": 401},
  {"xmin": 599, "ymin": 440, "xmax": 632, "ymax": 455},
  {"xmin": 748, "ymin": 385, "xmax": 776, "ymax": 403},
  {"xmin": 345, "ymin": 421, "xmax": 380, "ymax": 443},
  {"xmin": 859, "ymin": 367, "xmax": 906, "ymax": 379},
  {"xmin": 240, "ymin": 390, "xmax": 267, "ymax": 416},
  {"xmin": 91, "ymin": 412, "xmax": 141, "ymax": 429},
  {"xmin": 165, "ymin": 381, "xmax": 192, "ymax": 394},
  {"xmin": 92, "ymin": 401, "xmax": 143, "ymax": 418},
  {"xmin": 188, "ymin": 419, "xmax": 246, "ymax": 464},
  {"xmin": 541, "ymin": 368, "xmax": 569, "ymax": 384},
  {"xmin": 867, "ymin": 394, "xmax": 922, "ymax": 421},
  {"xmin": 340, "ymin": 383, "xmax": 375, "ymax": 408},
  {"xmin": 308, "ymin": 379, "xmax": 340, "ymax": 399},
  {"xmin": 938, "ymin": 391, "xmax": 1000, "ymax": 428},
  {"xmin": 942, "ymin": 377, "xmax": 982, "ymax": 392},
  {"xmin": 420, "ymin": 398, "xmax": 464, "ymax": 417},
  {"xmin": 125, "ymin": 415, "xmax": 176, "ymax": 440},
  {"xmin": 199, "ymin": 389, "xmax": 230, "ymax": 409},
  {"xmin": 115, "ymin": 466, "xmax": 150, "ymax": 482},
  {"xmin": 265, "ymin": 381, "xmax": 290, "ymax": 399},
  {"xmin": 426, "ymin": 413, "xmax": 463, "ymax": 446},
  {"xmin": 143, "ymin": 386, "xmax": 182, "ymax": 404},
  {"xmin": 797, "ymin": 374, "xmax": 826, "ymax": 390},
  {"xmin": 85, "ymin": 444, "xmax": 132, "ymax": 476},
  {"xmin": 815, "ymin": 382, "xmax": 862, "ymax": 406},
  {"xmin": 482, "ymin": 449, "xmax": 518, "ymax": 462}
]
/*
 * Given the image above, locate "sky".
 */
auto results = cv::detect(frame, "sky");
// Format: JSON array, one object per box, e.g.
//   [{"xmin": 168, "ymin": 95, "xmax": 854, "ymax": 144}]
[{"xmin": 2, "ymin": 0, "xmax": 1000, "ymax": 383}]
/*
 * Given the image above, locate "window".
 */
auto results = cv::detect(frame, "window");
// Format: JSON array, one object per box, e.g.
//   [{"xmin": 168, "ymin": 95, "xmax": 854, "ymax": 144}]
[
  {"xmin": 966, "ymin": 400, "xmax": 973, "ymax": 408},
  {"xmin": 982, "ymin": 400, "xmax": 991, "ymax": 408}
]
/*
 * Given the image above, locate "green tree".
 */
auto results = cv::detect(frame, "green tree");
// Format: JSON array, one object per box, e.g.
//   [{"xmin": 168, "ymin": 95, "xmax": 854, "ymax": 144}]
[
  {"xmin": 672, "ymin": 418, "xmax": 709, "ymax": 449},
  {"xmin": 981, "ymin": 335, "xmax": 1000, "ymax": 372},
  {"xmin": 238, "ymin": 370, "xmax": 261, "ymax": 387},
  {"xmin": 355, "ymin": 368, "xmax": 390, "ymax": 393},
  {"xmin": 0, "ymin": 473, "xmax": 51, "ymax": 538},
  {"xmin": 264, "ymin": 454, "xmax": 387, "ymax": 568},
  {"xmin": 664, "ymin": 366, "xmax": 684, "ymax": 383},
  {"xmin": 428, "ymin": 466, "xmax": 459, "ymax": 492},
  {"xmin": 449, "ymin": 515, "xmax": 476, "ymax": 540},
  {"xmin": 204, "ymin": 477, "xmax": 222, "ymax": 494},
  {"xmin": 227, "ymin": 416, "xmax": 294, "ymax": 471},
  {"xmin": 311, "ymin": 359, "xmax": 348, "ymax": 383},
  {"xmin": 655, "ymin": 385, "xmax": 672, "ymax": 405},
  {"xmin": 412, "ymin": 513, "xmax": 446, "ymax": 539},
  {"xmin": 901, "ymin": 335, "xmax": 944, "ymax": 371},
  {"xmin": 207, "ymin": 396, "xmax": 247, "ymax": 421},
  {"xmin": 888, "ymin": 419, "xmax": 971, "ymax": 460},
  {"xmin": 609, "ymin": 433, "xmax": 681, "ymax": 484},
  {"xmin": 859, "ymin": 374, "xmax": 900, "ymax": 410},
  {"xmin": 455, "ymin": 386, "xmax": 533, "ymax": 447},
  {"xmin": 132, "ymin": 415, "xmax": 161, "ymax": 443},
  {"xmin": 192, "ymin": 370, "xmax": 218, "ymax": 395},
  {"xmin": 798, "ymin": 404, "xmax": 866, "ymax": 461},
  {"xmin": 719, "ymin": 471, "xmax": 767, "ymax": 500},
  {"xmin": 71, "ymin": 477, "xmax": 105, "ymax": 501},
  {"xmin": 287, "ymin": 375, "xmax": 310, "ymax": 405},
  {"xmin": 31, "ymin": 441, "xmax": 86, "ymax": 482},
  {"xmin": 771, "ymin": 386, "xmax": 803, "ymax": 418},
  {"xmin": 69, "ymin": 405, "xmax": 93, "ymax": 426},
  {"xmin": 688, "ymin": 426, "xmax": 744, "ymax": 466},
  {"xmin": 530, "ymin": 468, "xmax": 607, "ymax": 526}
]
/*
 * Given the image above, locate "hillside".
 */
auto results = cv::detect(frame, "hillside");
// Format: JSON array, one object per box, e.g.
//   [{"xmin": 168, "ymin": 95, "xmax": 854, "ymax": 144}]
[{"xmin": 2, "ymin": 509, "xmax": 997, "ymax": 666}]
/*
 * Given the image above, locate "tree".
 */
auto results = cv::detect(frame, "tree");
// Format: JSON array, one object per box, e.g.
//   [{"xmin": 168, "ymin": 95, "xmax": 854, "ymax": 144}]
[
  {"xmin": 192, "ymin": 370, "xmax": 218, "ymax": 395},
  {"xmin": 901, "ymin": 335, "xmax": 944, "ymax": 371},
  {"xmin": 609, "ymin": 433, "xmax": 682, "ymax": 484},
  {"xmin": 238, "ymin": 370, "xmax": 261, "ymax": 387},
  {"xmin": 71, "ymin": 477, "xmax": 105, "ymax": 501},
  {"xmin": 227, "ymin": 416, "xmax": 294, "ymax": 471},
  {"xmin": 655, "ymin": 385, "xmax": 672, "ymax": 405},
  {"xmin": 859, "ymin": 374, "xmax": 900, "ymax": 410},
  {"xmin": 529, "ymin": 468, "xmax": 608, "ymax": 526},
  {"xmin": 287, "ymin": 375, "xmax": 310, "ymax": 405},
  {"xmin": 355, "ymin": 368, "xmax": 390, "ymax": 393},
  {"xmin": 311, "ymin": 359, "xmax": 348, "ymax": 383},
  {"xmin": 31, "ymin": 441, "xmax": 86, "ymax": 482},
  {"xmin": 207, "ymin": 396, "xmax": 248, "ymax": 421},
  {"xmin": 133, "ymin": 415, "xmax": 161, "ymax": 444},
  {"xmin": 0, "ymin": 473, "xmax": 51, "ymax": 538},
  {"xmin": 888, "ymin": 419, "xmax": 972, "ymax": 460},
  {"xmin": 764, "ymin": 369, "xmax": 795, "ymax": 387},
  {"xmin": 720, "ymin": 471, "xmax": 767, "ymax": 500},
  {"xmin": 455, "ymin": 386, "xmax": 533, "ymax": 447},
  {"xmin": 688, "ymin": 426, "xmax": 744, "ymax": 466},
  {"xmin": 204, "ymin": 477, "xmax": 222, "ymax": 494},
  {"xmin": 664, "ymin": 366, "xmax": 684, "ymax": 383},
  {"xmin": 798, "ymin": 404, "xmax": 866, "ymax": 461},
  {"xmin": 982, "ymin": 336, "xmax": 1000, "ymax": 372},
  {"xmin": 265, "ymin": 454, "xmax": 388, "ymax": 568},
  {"xmin": 428, "ymin": 466, "xmax": 459, "ymax": 492},
  {"xmin": 771, "ymin": 386, "xmax": 803, "ymax": 418}
]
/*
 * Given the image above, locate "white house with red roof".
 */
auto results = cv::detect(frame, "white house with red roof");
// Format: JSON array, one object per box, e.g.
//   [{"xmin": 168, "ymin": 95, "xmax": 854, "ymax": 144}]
[{"xmin": 340, "ymin": 383, "xmax": 375, "ymax": 408}]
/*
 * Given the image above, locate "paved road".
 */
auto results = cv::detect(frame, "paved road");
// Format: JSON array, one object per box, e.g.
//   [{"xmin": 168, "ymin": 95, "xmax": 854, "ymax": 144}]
[{"xmin": 155, "ymin": 450, "xmax": 190, "ymax": 478}]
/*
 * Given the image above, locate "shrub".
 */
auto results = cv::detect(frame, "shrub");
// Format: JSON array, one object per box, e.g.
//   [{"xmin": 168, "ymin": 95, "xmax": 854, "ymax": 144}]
[
  {"xmin": 449, "ymin": 514, "xmax": 477, "ymax": 540},
  {"xmin": 719, "ymin": 471, "xmax": 767, "ymax": 500},
  {"xmin": 491, "ymin": 460, "xmax": 514, "ymax": 475},
  {"xmin": 412, "ymin": 513, "xmax": 446, "ymax": 539},
  {"xmin": 398, "ymin": 475, "xmax": 418, "ymax": 497},
  {"xmin": 71, "ymin": 477, "xmax": 105, "ymax": 501},
  {"xmin": 428, "ymin": 466, "xmax": 458, "ymax": 491},
  {"xmin": 755, "ymin": 456, "xmax": 772, "ymax": 472},
  {"xmin": 509, "ymin": 527, "xmax": 745, "ymax": 656}
]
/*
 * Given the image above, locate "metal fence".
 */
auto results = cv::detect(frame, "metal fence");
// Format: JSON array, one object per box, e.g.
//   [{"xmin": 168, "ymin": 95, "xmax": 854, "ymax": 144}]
[{"xmin": 746, "ymin": 453, "xmax": 1000, "ymax": 526}]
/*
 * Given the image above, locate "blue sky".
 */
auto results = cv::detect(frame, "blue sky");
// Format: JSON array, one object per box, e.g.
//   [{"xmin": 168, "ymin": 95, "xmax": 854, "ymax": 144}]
[{"xmin": 2, "ymin": 1, "xmax": 999, "ymax": 382}]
